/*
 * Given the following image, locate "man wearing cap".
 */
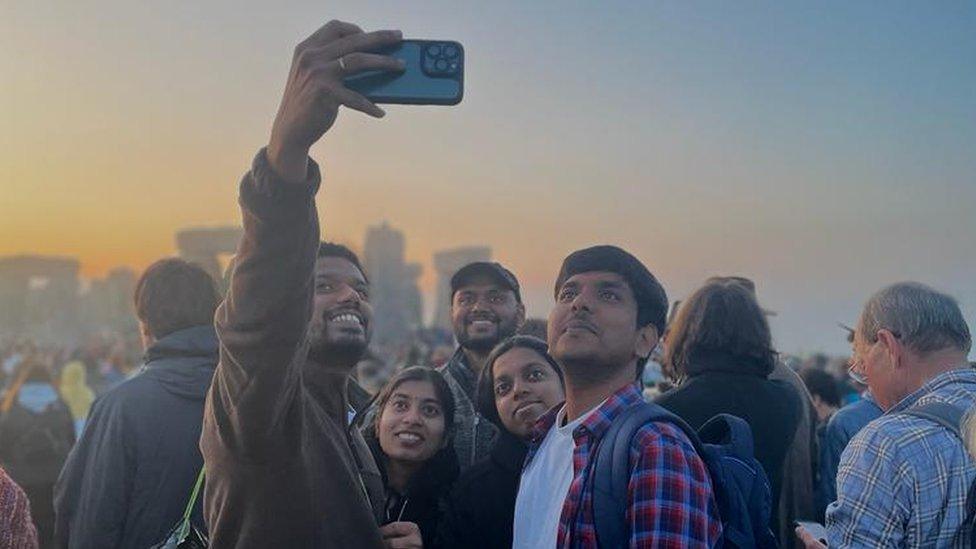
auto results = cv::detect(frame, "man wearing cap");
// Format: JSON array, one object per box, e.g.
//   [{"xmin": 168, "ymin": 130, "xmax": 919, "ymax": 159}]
[
  {"xmin": 440, "ymin": 262, "xmax": 525, "ymax": 469},
  {"xmin": 513, "ymin": 245, "xmax": 721, "ymax": 548}
]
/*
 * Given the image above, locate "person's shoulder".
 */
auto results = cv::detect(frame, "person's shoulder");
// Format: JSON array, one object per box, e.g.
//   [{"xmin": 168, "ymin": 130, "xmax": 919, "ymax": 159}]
[
  {"xmin": 829, "ymin": 398, "xmax": 882, "ymax": 432},
  {"xmin": 88, "ymin": 370, "xmax": 158, "ymax": 416},
  {"xmin": 842, "ymin": 411, "xmax": 916, "ymax": 463},
  {"xmin": 630, "ymin": 418, "xmax": 697, "ymax": 456},
  {"xmin": 438, "ymin": 364, "xmax": 470, "ymax": 401}
]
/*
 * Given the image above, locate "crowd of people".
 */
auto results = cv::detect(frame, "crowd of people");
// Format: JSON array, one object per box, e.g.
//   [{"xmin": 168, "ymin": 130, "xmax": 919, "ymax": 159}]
[{"xmin": 2, "ymin": 19, "xmax": 975, "ymax": 549}]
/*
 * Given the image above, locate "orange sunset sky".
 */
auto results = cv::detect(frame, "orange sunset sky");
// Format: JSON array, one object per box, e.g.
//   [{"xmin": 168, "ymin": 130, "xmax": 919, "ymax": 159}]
[{"xmin": 3, "ymin": 1, "xmax": 975, "ymax": 354}]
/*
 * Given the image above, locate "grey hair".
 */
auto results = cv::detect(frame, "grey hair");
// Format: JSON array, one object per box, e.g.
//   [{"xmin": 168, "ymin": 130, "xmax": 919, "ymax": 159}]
[{"xmin": 858, "ymin": 282, "xmax": 971, "ymax": 355}]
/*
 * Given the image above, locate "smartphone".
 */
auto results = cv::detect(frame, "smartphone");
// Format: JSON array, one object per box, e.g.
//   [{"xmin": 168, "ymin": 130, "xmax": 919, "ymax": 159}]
[
  {"xmin": 794, "ymin": 520, "xmax": 828, "ymax": 544},
  {"xmin": 344, "ymin": 40, "xmax": 463, "ymax": 105}
]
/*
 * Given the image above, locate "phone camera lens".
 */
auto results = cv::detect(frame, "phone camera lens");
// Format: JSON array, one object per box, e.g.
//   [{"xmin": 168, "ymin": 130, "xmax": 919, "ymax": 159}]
[
  {"xmin": 443, "ymin": 45, "xmax": 458, "ymax": 59},
  {"xmin": 435, "ymin": 59, "xmax": 448, "ymax": 71},
  {"xmin": 426, "ymin": 44, "xmax": 442, "ymax": 57}
]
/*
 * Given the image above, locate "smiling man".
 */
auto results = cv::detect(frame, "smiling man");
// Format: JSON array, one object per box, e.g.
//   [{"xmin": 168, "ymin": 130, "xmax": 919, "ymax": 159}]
[
  {"xmin": 439, "ymin": 262, "xmax": 525, "ymax": 468},
  {"xmin": 513, "ymin": 245, "xmax": 722, "ymax": 548},
  {"xmin": 200, "ymin": 20, "xmax": 422, "ymax": 549}
]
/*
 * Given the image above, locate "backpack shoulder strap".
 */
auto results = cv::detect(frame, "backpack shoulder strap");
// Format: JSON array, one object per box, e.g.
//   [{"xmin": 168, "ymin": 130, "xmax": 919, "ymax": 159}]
[
  {"xmin": 900, "ymin": 401, "xmax": 966, "ymax": 439},
  {"xmin": 592, "ymin": 402, "xmax": 701, "ymax": 547}
]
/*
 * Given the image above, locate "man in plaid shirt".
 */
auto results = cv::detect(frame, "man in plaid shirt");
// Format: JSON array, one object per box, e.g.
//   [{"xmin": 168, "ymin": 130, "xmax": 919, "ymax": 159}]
[
  {"xmin": 512, "ymin": 245, "xmax": 722, "ymax": 548},
  {"xmin": 797, "ymin": 282, "xmax": 975, "ymax": 548}
]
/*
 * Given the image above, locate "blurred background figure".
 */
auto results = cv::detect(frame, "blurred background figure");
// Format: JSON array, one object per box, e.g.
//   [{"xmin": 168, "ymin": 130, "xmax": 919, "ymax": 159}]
[
  {"xmin": 0, "ymin": 359, "xmax": 75, "ymax": 549},
  {"xmin": 801, "ymin": 368, "xmax": 841, "ymax": 427},
  {"xmin": 57, "ymin": 360, "xmax": 94, "ymax": 438}
]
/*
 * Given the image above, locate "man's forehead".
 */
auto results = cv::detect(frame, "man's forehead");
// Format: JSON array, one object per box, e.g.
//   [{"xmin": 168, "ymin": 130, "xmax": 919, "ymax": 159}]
[
  {"xmin": 315, "ymin": 256, "xmax": 366, "ymax": 281},
  {"xmin": 455, "ymin": 275, "xmax": 511, "ymax": 293},
  {"xmin": 560, "ymin": 270, "xmax": 629, "ymax": 287}
]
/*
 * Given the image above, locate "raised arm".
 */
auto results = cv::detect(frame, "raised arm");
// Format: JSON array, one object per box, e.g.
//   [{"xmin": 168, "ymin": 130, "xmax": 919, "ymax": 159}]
[{"xmin": 205, "ymin": 20, "xmax": 405, "ymax": 448}]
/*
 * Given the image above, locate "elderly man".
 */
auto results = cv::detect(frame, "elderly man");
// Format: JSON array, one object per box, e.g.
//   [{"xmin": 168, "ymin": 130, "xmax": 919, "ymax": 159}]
[{"xmin": 798, "ymin": 282, "xmax": 975, "ymax": 548}]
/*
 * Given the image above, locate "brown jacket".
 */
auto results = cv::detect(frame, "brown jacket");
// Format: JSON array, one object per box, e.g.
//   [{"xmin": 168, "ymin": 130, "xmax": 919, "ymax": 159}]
[{"xmin": 201, "ymin": 150, "xmax": 385, "ymax": 548}]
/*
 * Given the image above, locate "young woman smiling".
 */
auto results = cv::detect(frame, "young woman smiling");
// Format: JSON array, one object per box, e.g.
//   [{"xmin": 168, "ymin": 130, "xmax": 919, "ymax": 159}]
[
  {"xmin": 438, "ymin": 335, "xmax": 565, "ymax": 549},
  {"xmin": 364, "ymin": 366, "xmax": 458, "ymax": 548}
]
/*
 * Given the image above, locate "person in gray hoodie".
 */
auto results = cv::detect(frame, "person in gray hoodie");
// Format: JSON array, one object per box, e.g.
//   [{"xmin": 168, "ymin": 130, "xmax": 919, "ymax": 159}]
[
  {"xmin": 439, "ymin": 262, "xmax": 525, "ymax": 469},
  {"xmin": 53, "ymin": 258, "xmax": 221, "ymax": 549}
]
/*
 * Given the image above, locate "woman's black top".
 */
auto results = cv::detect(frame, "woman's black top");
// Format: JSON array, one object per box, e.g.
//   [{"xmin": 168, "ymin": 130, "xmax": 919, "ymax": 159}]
[{"xmin": 436, "ymin": 430, "xmax": 528, "ymax": 549}]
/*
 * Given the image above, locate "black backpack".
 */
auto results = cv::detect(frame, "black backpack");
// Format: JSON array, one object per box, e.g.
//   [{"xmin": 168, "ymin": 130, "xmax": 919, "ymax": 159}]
[
  {"xmin": 591, "ymin": 402, "xmax": 779, "ymax": 548},
  {"xmin": 0, "ymin": 400, "xmax": 74, "ymax": 485}
]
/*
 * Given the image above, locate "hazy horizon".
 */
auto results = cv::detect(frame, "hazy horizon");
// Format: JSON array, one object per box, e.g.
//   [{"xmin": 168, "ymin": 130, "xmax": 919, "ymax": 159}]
[{"xmin": 3, "ymin": 1, "xmax": 975, "ymax": 356}]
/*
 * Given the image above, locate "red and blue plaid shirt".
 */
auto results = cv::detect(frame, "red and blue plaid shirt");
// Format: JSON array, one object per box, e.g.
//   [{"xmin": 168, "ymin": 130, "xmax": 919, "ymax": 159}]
[{"xmin": 525, "ymin": 383, "xmax": 722, "ymax": 548}]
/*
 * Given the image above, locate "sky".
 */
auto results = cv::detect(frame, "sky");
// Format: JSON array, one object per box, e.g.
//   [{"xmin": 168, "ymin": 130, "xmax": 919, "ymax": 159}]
[{"xmin": 2, "ymin": 1, "xmax": 975, "ymax": 355}]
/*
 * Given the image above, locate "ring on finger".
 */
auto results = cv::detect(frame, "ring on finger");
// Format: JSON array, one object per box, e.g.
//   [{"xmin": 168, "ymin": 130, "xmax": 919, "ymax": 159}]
[{"xmin": 338, "ymin": 55, "xmax": 348, "ymax": 72}]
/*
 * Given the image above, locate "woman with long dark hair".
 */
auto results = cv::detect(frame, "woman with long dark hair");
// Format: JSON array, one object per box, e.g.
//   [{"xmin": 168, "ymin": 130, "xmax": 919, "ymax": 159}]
[
  {"xmin": 363, "ymin": 366, "xmax": 458, "ymax": 548},
  {"xmin": 655, "ymin": 279, "xmax": 803, "ymax": 538},
  {"xmin": 438, "ymin": 335, "xmax": 565, "ymax": 549}
]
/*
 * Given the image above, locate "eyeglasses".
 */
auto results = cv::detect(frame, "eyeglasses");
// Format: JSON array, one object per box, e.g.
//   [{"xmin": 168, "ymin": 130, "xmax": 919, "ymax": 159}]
[
  {"xmin": 847, "ymin": 357, "xmax": 868, "ymax": 385},
  {"xmin": 847, "ymin": 329, "xmax": 902, "ymax": 385}
]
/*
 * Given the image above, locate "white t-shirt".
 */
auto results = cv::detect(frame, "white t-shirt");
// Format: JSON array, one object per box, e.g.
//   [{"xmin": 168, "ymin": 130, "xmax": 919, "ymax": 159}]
[{"xmin": 512, "ymin": 402, "xmax": 603, "ymax": 549}]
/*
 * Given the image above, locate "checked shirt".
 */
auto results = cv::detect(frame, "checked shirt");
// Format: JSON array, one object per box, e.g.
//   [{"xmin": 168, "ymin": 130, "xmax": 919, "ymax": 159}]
[
  {"xmin": 524, "ymin": 382, "xmax": 722, "ymax": 548},
  {"xmin": 826, "ymin": 367, "xmax": 976, "ymax": 548}
]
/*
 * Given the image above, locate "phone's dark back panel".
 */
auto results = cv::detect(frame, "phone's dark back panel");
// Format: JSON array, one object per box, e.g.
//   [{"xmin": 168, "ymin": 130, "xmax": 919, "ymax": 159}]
[{"xmin": 345, "ymin": 40, "xmax": 463, "ymax": 105}]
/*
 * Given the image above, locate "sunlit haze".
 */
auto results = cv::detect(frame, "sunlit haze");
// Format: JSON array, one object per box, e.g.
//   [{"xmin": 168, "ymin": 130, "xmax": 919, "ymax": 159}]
[{"xmin": 3, "ymin": 1, "xmax": 974, "ymax": 355}]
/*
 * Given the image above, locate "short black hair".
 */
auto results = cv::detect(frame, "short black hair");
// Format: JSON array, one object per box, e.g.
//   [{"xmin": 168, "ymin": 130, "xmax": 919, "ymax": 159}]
[
  {"xmin": 134, "ymin": 258, "xmax": 220, "ymax": 339},
  {"xmin": 801, "ymin": 368, "xmax": 842, "ymax": 408},
  {"xmin": 317, "ymin": 242, "xmax": 368, "ymax": 283},
  {"xmin": 554, "ymin": 245, "xmax": 668, "ymax": 333}
]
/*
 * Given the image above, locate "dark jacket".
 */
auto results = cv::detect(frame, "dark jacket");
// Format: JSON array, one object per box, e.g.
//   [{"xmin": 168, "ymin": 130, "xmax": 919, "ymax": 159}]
[
  {"xmin": 1, "ymin": 382, "xmax": 75, "ymax": 549},
  {"xmin": 437, "ymin": 430, "xmax": 527, "ymax": 549},
  {"xmin": 768, "ymin": 360, "xmax": 819, "ymax": 548},
  {"xmin": 655, "ymin": 351, "xmax": 803, "ymax": 534},
  {"xmin": 438, "ymin": 349, "xmax": 498, "ymax": 469},
  {"xmin": 365, "ymin": 428, "xmax": 459, "ymax": 548},
  {"xmin": 0, "ymin": 386, "xmax": 74, "ymax": 488},
  {"xmin": 53, "ymin": 325, "xmax": 218, "ymax": 549},
  {"xmin": 201, "ymin": 150, "xmax": 386, "ymax": 549}
]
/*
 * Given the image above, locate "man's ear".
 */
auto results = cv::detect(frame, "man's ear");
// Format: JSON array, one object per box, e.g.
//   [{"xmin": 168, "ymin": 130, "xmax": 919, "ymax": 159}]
[
  {"xmin": 635, "ymin": 324, "xmax": 659, "ymax": 361},
  {"xmin": 877, "ymin": 329, "xmax": 904, "ymax": 370},
  {"xmin": 138, "ymin": 321, "xmax": 155, "ymax": 350},
  {"xmin": 516, "ymin": 302, "xmax": 526, "ymax": 329}
]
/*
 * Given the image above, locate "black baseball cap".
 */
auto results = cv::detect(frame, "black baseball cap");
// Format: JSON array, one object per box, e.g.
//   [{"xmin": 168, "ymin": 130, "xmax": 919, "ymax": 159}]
[{"xmin": 451, "ymin": 262, "xmax": 522, "ymax": 303}]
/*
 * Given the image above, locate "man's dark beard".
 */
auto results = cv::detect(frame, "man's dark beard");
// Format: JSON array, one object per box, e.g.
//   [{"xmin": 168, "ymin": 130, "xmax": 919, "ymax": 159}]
[
  {"xmin": 307, "ymin": 333, "xmax": 366, "ymax": 369},
  {"xmin": 456, "ymin": 332, "xmax": 500, "ymax": 354}
]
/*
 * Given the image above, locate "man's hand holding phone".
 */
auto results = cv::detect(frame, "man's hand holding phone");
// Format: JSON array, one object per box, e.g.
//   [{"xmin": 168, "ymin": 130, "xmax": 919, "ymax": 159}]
[
  {"xmin": 379, "ymin": 521, "xmax": 423, "ymax": 549},
  {"xmin": 267, "ymin": 20, "xmax": 405, "ymax": 184},
  {"xmin": 795, "ymin": 521, "xmax": 828, "ymax": 549}
]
